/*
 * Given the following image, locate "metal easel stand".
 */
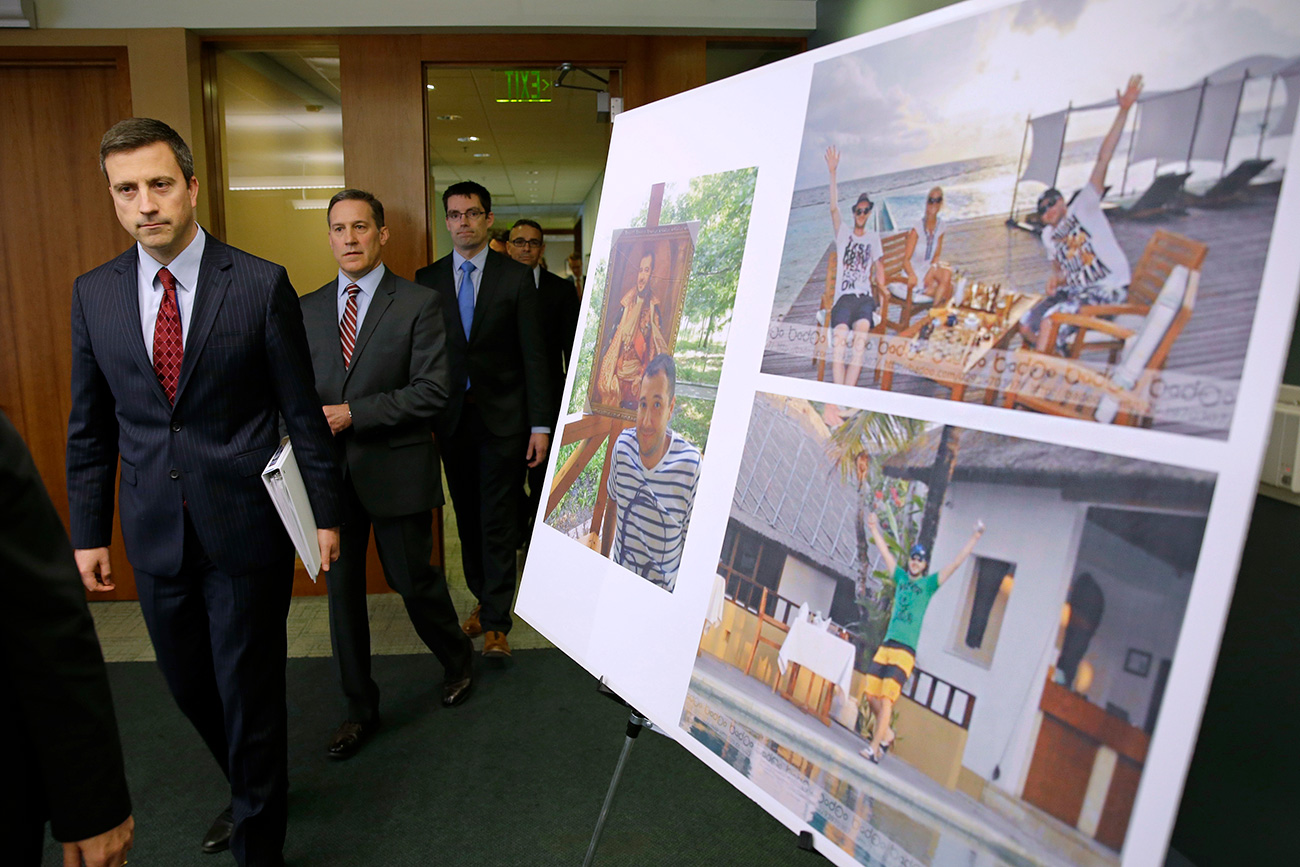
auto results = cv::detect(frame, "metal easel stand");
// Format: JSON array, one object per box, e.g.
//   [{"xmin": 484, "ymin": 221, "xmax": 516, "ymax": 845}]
[{"xmin": 583, "ymin": 681, "xmax": 661, "ymax": 867}]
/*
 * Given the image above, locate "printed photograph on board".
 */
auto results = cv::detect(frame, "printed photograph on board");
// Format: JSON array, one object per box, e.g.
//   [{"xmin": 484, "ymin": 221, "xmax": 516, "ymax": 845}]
[
  {"xmin": 590, "ymin": 224, "xmax": 694, "ymax": 418},
  {"xmin": 544, "ymin": 166, "xmax": 759, "ymax": 593},
  {"xmin": 683, "ymin": 392, "xmax": 1215, "ymax": 866},
  {"xmin": 761, "ymin": 0, "xmax": 1300, "ymax": 438}
]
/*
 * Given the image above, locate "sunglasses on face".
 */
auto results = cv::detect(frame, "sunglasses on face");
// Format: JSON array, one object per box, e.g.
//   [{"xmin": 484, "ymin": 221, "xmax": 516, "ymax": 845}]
[
  {"xmin": 853, "ymin": 205, "xmax": 873, "ymax": 215},
  {"xmin": 927, "ymin": 196, "xmax": 943, "ymax": 205},
  {"xmin": 1036, "ymin": 196, "xmax": 1059, "ymax": 215}
]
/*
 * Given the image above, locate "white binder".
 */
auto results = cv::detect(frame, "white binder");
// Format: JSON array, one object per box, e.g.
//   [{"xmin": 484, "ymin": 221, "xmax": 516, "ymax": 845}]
[{"xmin": 261, "ymin": 437, "xmax": 321, "ymax": 580}]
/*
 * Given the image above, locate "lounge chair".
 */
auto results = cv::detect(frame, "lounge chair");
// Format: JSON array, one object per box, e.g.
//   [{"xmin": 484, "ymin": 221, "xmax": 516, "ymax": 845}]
[
  {"xmin": 1110, "ymin": 172, "xmax": 1191, "ymax": 220},
  {"xmin": 1003, "ymin": 263, "xmax": 1199, "ymax": 426},
  {"xmin": 1190, "ymin": 157, "xmax": 1273, "ymax": 208}
]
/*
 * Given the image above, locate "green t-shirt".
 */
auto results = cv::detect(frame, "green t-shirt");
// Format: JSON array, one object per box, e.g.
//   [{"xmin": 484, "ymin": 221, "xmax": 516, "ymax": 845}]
[{"xmin": 884, "ymin": 566, "xmax": 940, "ymax": 650}]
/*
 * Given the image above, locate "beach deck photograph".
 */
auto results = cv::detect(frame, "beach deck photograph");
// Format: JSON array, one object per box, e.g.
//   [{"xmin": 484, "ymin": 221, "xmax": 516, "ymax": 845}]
[{"xmin": 760, "ymin": 0, "xmax": 1297, "ymax": 439}]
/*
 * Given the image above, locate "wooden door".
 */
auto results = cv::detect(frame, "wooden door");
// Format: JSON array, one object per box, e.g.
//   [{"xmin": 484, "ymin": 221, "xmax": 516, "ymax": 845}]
[{"xmin": 0, "ymin": 47, "xmax": 136, "ymax": 598}]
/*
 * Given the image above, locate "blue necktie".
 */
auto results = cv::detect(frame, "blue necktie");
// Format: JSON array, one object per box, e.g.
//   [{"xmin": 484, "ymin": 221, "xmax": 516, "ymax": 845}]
[
  {"xmin": 458, "ymin": 260, "xmax": 476, "ymax": 339},
  {"xmin": 458, "ymin": 260, "xmax": 476, "ymax": 389}
]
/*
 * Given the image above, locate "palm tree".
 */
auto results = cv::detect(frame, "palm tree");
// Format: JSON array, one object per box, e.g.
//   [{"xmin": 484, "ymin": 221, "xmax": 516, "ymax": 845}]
[{"xmin": 827, "ymin": 413, "xmax": 964, "ymax": 658}]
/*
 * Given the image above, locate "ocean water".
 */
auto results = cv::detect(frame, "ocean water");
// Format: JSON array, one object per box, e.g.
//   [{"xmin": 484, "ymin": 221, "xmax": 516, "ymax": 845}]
[{"xmin": 773, "ymin": 119, "xmax": 1290, "ymax": 316}]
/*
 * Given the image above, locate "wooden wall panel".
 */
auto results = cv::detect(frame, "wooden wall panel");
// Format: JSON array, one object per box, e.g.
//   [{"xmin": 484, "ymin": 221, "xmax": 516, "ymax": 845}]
[
  {"xmin": 0, "ymin": 46, "xmax": 137, "ymax": 599},
  {"xmin": 1021, "ymin": 714, "xmax": 1096, "ymax": 828},
  {"xmin": 1095, "ymin": 756, "xmax": 1142, "ymax": 852},
  {"xmin": 340, "ymin": 35, "xmax": 427, "ymax": 283}
]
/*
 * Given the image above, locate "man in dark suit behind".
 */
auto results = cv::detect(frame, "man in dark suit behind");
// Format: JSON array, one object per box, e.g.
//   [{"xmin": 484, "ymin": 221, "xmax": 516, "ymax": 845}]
[
  {"xmin": 506, "ymin": 218, "xmax": 580, "ymax": 540},
  {"xmin": 414, "ymin": 182, "xmax": 551, "ymax": 659},
  {"xmin": 300, "ymin": 189, "xmax": 474, "ymax": 761},
  {"xmin": 66, "ymin": 118, "xmax": 342, "ymax": 867},
  {"xmin": 2, "ymin": 412, "xmax": 134, "ymax": 867}
]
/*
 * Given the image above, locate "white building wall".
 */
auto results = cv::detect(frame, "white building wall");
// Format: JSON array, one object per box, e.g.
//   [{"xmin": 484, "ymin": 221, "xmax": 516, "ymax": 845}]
[
  {"xmin": 777, "ymin": 555, "xmax": 836, "ymax": 619},
  {"xmin": 911, "ymin": 481, "xmax": 1086, "ymax": 791}
]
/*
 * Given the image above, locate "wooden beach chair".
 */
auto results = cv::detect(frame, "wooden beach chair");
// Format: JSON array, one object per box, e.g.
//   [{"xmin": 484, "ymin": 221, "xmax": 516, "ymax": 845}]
[
  {"xmin": 815, "ymin": 243, "xmax": 891, "ymax": 383},
  {"xmin": 877, "ymin": 232, "xmax": 932, "ymax": 333},
  {"xmin": 1004, "ymin": 263, "xmax": 1199, "ymax": 426},
  {"xmin": 1041, "ymin": 229, "xmax": 1207, "ymax": 364}
]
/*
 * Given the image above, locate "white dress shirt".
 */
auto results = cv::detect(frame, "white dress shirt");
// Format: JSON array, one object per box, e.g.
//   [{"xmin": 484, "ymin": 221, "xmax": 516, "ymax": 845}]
[
  {"xmin": 137, "ymin": 227, "xmax": 206, "ymax": 362},
  {"xmin": 451, "ymin": 245, "xmax": 490, "ymax": 302}
]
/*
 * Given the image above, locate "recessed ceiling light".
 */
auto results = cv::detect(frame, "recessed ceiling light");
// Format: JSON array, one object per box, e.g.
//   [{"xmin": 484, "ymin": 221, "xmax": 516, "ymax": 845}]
[
  {"xmin": 434, "ymin": 114, "xmax": 461, "ymax": 121},
  {"xmin": 426, "ymin": 84, "xmax": 436, "ymax": 90},
  {"xmin": 457, "ymin": 136, "xmax": 481, "ymax": 143},
  {"xmin": 526, "ymin": 170, "xmax": 541, "ymax": 175},
  {"xmin": 473, "ymin": 153, "xmax": 491, "ymax": 158}
]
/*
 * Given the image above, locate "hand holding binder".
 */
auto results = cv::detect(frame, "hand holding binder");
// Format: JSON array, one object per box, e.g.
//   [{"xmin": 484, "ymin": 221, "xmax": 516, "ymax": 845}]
[{"xmin": 261, "ymin": 437, "xmax": 322, "ymax": 580}]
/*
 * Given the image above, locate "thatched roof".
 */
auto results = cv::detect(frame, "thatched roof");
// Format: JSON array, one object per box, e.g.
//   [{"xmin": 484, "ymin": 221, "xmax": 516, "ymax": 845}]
[
  {"xmin": 883, "ymin": 427, "xmax": 1214, "ymax": 510},
  {"xmin": 731, "ymin": 394, "xmax": 859, "ymax": 580}
]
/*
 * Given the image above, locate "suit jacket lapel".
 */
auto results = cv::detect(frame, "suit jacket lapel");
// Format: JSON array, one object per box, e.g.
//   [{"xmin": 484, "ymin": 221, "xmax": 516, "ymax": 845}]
[
  {"xmin": 113, "ymin": 247, "xmax": 173, "ymax": 411},
  {"xmin": 173, "ymin": 238, "xmax": 231, "ymax": 404},
  {"xmin": 345, "ymin": 269, "xmax": 394, "ymax": 384}
]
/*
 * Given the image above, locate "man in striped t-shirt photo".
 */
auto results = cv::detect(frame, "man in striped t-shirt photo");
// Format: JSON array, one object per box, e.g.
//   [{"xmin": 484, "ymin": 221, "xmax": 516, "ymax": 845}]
[{"xmin": 604, "ymin": 354, "xmax": 702, "ymax": 592}]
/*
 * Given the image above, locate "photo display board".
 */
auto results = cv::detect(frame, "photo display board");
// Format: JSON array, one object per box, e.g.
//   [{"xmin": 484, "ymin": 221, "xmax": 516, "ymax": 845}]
[{"xmin": 516, "ymin": 1, "xmax": 1300, "ymax": 864}]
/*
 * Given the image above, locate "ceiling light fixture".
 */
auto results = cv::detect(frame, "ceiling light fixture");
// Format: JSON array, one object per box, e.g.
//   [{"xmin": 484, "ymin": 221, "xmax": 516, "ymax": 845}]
[
  {"xmin": 434, "ymin": 114, "xmax": 461, "ymax": 121},
  {"xmin": 473, "ymin": 153, "xmax": 491, "ymax": 158},
  {"xmin": 456, "ymin": 136, "xmax": 480, "ymax": 143},
  {"xmin": 426, "ymin": 84, "xmax": 436, "ymax": 90}
]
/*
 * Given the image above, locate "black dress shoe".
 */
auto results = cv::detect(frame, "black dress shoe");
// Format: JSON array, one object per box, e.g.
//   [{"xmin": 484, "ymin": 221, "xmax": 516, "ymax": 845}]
[
  {"xmin": 202, "ymin": 805, "xmax": 234, "ymax": 854},
  {"xmin": 327, "ymin": 719, "xmax": 379, "ymax": 760},
  {"xmin": 442, "ymin": 650, "xmax": 474, "ymax": 707},
  {"xmin": 442, "ymin": 671, "xmax": 473, "ymax": 707}
]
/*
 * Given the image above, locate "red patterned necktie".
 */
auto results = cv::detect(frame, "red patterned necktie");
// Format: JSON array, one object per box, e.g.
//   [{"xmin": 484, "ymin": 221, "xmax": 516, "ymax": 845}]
[
  {"xmin": 340, "ymin": 284, "xmax": 360, "ymax": 366},
  {"xmin": 154, "ymin": 267, "xmax": 183, "ymax": 404}
]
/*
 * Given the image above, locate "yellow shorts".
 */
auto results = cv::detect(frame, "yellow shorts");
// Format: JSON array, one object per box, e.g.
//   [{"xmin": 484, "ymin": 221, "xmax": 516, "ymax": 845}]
[{"xmin": 863, "ymin": 640, "xmax": 916, "ymax": 703}]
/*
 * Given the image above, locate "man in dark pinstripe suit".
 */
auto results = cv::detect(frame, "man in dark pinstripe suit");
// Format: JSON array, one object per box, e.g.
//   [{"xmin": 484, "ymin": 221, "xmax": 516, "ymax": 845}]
[{"xmin": 65, "ymin": 118, "xmax": 342, "ymax": 867}]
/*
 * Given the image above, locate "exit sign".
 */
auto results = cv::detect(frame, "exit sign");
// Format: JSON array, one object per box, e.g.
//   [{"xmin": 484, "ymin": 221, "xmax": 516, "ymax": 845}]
[{"xmin": 497, "ymin": 70, "xmax": 552, "ymax": 103}]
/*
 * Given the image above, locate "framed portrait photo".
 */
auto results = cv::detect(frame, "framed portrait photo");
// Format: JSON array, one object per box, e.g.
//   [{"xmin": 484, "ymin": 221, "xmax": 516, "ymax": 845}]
[{"xmin": 588, "ymin": 223, "xmax": 697, "ymax": 420}]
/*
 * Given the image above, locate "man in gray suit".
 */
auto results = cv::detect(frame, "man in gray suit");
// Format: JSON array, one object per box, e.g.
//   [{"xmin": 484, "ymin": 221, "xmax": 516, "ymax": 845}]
[{"xmin": 300, "ymin": 190, "xmax": 475, "ymax": 761}]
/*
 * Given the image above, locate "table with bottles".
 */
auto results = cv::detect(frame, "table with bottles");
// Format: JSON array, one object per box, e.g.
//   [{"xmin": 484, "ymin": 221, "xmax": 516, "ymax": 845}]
[{"xmin": 878, "ymin": 278, "xmax": 1041, "ymax": 403}]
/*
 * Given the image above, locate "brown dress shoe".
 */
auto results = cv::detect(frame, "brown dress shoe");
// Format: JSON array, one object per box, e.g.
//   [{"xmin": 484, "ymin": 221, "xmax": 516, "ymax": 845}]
[
  {"xmin": 462, "ymin": 605, "xmax": 483, "ymax": 638},
  {"xmin": 482, "ymin": 630, "xmax": 512, "ymax": 658},
  {"xmin": 327, "ymin": 719, "xmax": 379, "ymax": 760}
]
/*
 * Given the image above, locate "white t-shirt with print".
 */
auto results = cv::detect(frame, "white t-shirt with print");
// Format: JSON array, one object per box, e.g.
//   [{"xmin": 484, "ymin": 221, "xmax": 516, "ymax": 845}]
[
  {"xmin": 834, "ymin": 224, "xmax": 884, "ymax": 305},
  {"xmin": 1041, "ymin": 184, "xmax": 1130, "ymax": 293}
]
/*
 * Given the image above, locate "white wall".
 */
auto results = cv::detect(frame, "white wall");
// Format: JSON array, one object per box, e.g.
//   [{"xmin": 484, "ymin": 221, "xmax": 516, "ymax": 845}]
[
  {"xmin": 1075, "ymin": 521, "xmax": 1190, "ymax": 729},
  {"xmin": 914, "ymin": 481, "xmax": 1085, "ymax": 791},
  {"xmin": 777, "ymin": 554, "xmax": 836, "ymax": 619},
  {"xmin": 580, "ymin": 169, "xmax": 604, "ymax": 266},
  {"xmin": 32, "ymin": 0, "xmax": 815, "ymax": 31}
]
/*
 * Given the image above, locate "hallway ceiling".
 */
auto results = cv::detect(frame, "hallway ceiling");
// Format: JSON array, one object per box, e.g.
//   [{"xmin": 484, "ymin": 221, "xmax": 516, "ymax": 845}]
[
  {"xmin": 218, "ymin": 50, "xmax": 610, "ymax": 231},
  {"xmin": 425, "ymin": 66, "xmax": 613, "ymax": 229}
]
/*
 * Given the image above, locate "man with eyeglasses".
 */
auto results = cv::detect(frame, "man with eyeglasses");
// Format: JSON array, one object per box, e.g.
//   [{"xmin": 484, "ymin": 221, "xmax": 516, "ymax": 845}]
[
  {"xmin": 1020, "ymin": 75, "xmax": 1142, "ymax": 353},
  {"xmin": 507, "ymin": 219, "xmax": 580, "ymax": 543},
  {"xmin": 415, "ymin": 182, "xmax": 551, "ymax": 660},
  {"xmin": 822, "ymin": 145, "xmax": 885, "ymax": 427}
]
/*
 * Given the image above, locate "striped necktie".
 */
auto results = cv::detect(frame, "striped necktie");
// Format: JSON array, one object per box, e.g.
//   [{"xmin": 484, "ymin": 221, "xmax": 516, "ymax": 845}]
[{"xmin": 340, "ymin": 284, "xmax": 360, "ymax": 366}]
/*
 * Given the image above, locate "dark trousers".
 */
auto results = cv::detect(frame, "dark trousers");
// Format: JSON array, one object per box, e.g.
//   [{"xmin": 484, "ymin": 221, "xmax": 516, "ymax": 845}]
[
  {"xmin": 328, "ymin": 477, "xmax": 472, "ymax": 724},
  {"xmin": 520, "ymin": 459, "xmax": 545, "ymax": 540},
  {"xmin": 442, "ymin": 400, "xmax": 528, "ymax": 634},
  {"xmin": 134, "ymin": 513, "xmax": 292, "ymax": 867},
  {"xmin": 13, "ymin": 760, "xmax": 46, "ymax": 864}
]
